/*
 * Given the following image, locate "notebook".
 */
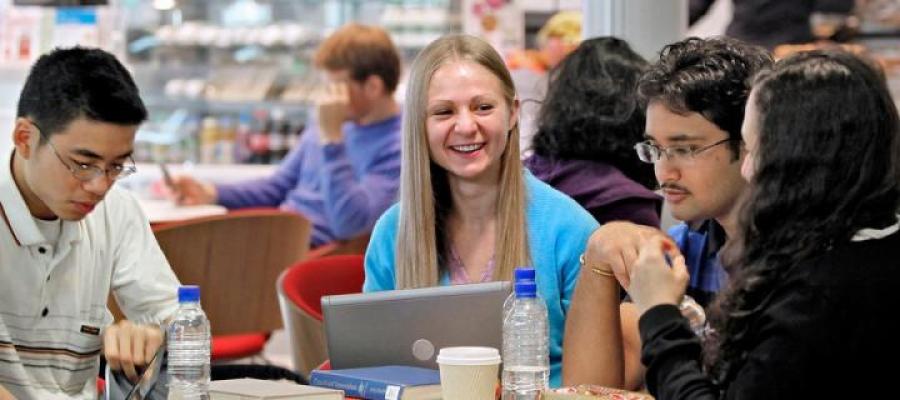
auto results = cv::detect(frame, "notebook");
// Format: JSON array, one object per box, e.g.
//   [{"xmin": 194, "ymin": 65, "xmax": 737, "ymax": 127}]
[
  {"xmin": 322, "ymin": 281, "xmax": 511, "ymax": 369},
  {"xmin": 208, "ymin": 378, "xmax": 343, "ymax": 399}
]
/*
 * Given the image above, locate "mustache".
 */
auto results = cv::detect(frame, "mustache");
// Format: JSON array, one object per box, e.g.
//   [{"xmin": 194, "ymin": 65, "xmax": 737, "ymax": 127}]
[{"xmin": 659, "ymin": 182, "xmax": 690, "ymax": 193}]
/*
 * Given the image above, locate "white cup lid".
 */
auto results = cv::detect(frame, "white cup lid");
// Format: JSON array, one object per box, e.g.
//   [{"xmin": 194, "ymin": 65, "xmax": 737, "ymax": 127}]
[{"xmin": 436, "ymin": 346, "xmax": 501, "ymax": 365}]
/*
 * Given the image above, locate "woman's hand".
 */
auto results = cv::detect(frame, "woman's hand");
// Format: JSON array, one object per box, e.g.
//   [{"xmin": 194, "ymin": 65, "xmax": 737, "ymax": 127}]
[
  {"xmin": 583, "ymin": 221, "xmax": 678, "ymax": 290},
  {"xmin": 627, "ymin": 236, "xmax": 690, "ymax": 316}
]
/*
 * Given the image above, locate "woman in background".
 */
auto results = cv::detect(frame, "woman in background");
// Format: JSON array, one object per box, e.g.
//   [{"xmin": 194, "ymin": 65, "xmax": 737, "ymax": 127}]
[
  {"xmin": 628, "ymin": 50, "xmax": 900, "ymax": 398},
  {"xmin": 364, "ymin": 34, "xmax": 601, "ymax": 387},
  {"xmin": 525, "ymin": 37, "xmax": 660, "ymax": 227}
]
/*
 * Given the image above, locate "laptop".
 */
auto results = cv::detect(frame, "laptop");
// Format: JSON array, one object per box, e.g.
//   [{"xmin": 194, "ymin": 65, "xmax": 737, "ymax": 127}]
[
  {"xmin": 105, "ymin": 340, "xmax": 167, "ymax": 400},
  {"xmin": 322, "ymin": 281, "xmax": 511, "ymax": 370}
]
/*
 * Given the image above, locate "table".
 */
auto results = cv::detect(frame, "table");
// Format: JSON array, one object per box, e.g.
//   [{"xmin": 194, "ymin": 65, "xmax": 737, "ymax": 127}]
[{"xmin": 138, "ymin": 198, "xmax": 227, "ymax": 224}]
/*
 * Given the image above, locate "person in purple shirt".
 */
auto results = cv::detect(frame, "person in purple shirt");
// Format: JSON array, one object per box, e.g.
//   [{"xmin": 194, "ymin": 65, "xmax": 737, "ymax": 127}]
[
  {"xmin": 524, "ymin": 37, "xmax": 661, "ymax": 227},
  {"xmin": 171, "ymin": 24, "xmax": 403, "ymax": 247}
]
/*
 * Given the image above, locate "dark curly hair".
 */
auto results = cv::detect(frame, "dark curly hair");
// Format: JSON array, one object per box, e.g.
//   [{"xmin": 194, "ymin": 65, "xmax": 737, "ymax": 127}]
[
  {"xmin": 531, "ymin": 37, "xmax": 655, "ymax": 189},
  {"xmin": 16, "ymin": 46, "xmax": 147, "ymax": 141},
  {"xmin": 708, "ymin": 51, "xmax": 900, "ymax": 385},
  {"xmin": 637, "ymin": 37, "xmax": 772, "ymax": 157}
]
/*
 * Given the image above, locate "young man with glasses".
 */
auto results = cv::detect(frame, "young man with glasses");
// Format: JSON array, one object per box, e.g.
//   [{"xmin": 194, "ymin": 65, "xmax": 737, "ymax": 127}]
[
  {"xmin": 562, "ymin": 37, "xmax": 772, "ymax": 389},
  {"xmin": 0, "ymin": 47, "xmax": 180, "ymax": 398}
]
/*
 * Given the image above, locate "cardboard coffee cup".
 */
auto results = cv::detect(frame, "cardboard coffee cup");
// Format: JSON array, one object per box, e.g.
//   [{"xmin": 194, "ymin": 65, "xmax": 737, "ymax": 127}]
[{"xmin": 436, "ymin": 347, "xmax": 501, "ymax": 400}]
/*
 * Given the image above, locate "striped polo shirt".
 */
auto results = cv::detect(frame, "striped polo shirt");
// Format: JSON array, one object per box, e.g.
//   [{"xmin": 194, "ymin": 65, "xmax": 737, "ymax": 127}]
[{"xmin": 0, "ymin": 153, "xmax": 180, "ymax": 399}]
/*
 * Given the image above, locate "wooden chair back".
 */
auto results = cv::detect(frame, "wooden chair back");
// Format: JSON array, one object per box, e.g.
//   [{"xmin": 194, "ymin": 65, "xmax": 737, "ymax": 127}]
[{"xmin": 153, "ymin": 209, "xmax": 311, "ymax": 335}]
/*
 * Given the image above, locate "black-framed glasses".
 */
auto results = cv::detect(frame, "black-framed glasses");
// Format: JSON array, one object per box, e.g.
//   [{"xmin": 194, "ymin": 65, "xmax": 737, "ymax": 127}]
[
  {"xmin": 29, "ymin": 120, "xmax": 137, "ymax": 182},
  {"xmin": 634, "ymin": 138, "xmax": 736, "ymax": 164}
]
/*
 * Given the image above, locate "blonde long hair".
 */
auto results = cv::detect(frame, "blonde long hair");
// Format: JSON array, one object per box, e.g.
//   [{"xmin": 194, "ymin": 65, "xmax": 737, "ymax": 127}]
[{"xmin": 396, "ymin": 34, "xmax": 530, "ymax": 289}]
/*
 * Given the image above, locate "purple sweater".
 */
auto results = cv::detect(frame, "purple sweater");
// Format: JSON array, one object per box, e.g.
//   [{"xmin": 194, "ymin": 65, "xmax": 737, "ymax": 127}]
[
  {"xmin": 216, "ymin": 114, "xmax": 402, "ymax": 246},
  {"xmin": 524, "ymin": 154, "xmax": 661, "ymax": 227}
]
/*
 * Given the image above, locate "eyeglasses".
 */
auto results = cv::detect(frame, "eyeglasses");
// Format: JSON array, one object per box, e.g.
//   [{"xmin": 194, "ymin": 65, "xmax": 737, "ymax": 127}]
[
  {"xmin": 29, "ymin": 120, "xmax": 137, "ymax": 182},
  {"xmin": 634, "ymin": 138, "xmax": 735, "ymax": 164}
]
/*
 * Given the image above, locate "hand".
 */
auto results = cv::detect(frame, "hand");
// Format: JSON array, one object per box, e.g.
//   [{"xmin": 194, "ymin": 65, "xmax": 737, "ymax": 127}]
[
  {"xmin": 627, "ymin": 236, "xmax": 689, "ymax": 316},
  {"xmin": 316, "ymin": 82, "xmax": 350, "ymax": 143},
  {"xmin": 584, "ymin": 221, "xmax": 678, "ymax": 289},
  {"xmin": 103, "ymin": 320, "xmax": 164, "ymax": 382},
  {"xmin": 0, "ymin": 384, "xmax": 15, "ymax": 400},
  {"xmin": 170, "ymin": 175, "xmax": 216, "ymax": 206}
]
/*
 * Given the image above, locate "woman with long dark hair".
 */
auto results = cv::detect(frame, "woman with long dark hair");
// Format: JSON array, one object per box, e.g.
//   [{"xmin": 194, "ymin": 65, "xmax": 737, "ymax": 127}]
[
  {"xmin": 525, "ymin": 37, "xmax": 661, "ymax": 226},
  {"xmin": 627, "ymin": 50, "xmax": 900, "ymax": 398}
]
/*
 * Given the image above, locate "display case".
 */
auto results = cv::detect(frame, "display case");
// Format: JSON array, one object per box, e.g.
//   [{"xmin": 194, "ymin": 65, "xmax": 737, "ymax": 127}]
[{"xmin": 122, "ymin": 0, "xmax": 461, "ymax": 166}]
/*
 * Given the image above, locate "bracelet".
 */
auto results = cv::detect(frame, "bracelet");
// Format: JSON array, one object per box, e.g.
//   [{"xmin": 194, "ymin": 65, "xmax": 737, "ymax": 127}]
[{"xmin": 579, "ymin": 253, "xmax": 615, "ymax": 278}]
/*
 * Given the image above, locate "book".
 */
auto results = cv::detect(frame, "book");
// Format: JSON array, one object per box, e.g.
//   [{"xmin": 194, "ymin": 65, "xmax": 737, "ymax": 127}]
[
  {"xmin": 208, "ymin": 378, "xmax": 344, "ymax": 400},
  {"xmin": 309, "ymin": 365, "xmax": 442, "ymax": 400}
]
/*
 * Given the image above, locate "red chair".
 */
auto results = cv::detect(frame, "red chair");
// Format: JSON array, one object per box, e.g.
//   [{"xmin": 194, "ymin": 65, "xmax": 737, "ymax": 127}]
[
  {"xmin": 304, "ymin": 233, "xmax": 371, "ymax": 261},
  {"xmin": 277, "ymin": 255, "xmax": 365, "ymax": 378}
]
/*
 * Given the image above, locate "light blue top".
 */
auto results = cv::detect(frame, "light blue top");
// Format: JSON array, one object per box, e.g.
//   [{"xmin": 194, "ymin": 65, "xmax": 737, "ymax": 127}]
[{"xmin": 363, "ymin": 171, "xmax": 599, "ymax": 387}]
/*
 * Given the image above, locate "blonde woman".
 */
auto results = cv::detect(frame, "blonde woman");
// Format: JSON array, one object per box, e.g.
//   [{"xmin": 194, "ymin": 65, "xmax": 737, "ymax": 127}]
[{"xmin": 363, "ymin": 34, "xmax": 598, "ymax": 387}]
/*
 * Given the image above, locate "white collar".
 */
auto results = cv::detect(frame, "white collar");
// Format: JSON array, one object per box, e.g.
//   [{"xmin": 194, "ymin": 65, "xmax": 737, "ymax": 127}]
[
  {"xmin": 851, "ymin": 215, "xmax": 900, "ymax": 242},
  {"xmin": 0, "ymin": 151, "xmax": 80, "ymax": 247}
]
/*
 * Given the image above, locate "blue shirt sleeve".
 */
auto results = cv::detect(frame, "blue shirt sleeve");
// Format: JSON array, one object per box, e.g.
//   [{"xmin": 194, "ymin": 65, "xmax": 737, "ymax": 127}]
[
  {"xmin": 215, "ymin": 139, "xmax": 306, "ymax": 209},
  {"xmin": 363, "ymin": 205, "xmax": 400, "ymax": 292},
  {"xmin": 320, "ymin": 136, "xmax": 402, "ymax": 239}
]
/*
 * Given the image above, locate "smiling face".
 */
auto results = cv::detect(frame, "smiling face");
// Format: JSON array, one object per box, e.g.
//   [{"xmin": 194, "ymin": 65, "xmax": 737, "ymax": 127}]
[
  {"xmin": 425, "ymin": 60, "xmax": 518, "ymax": 185},
  {"xmin": 645, "ymin": 101, "xmax": 747, "ymax": 224},
  {"xmin": 13, "ymin": 117, "xmax": 137, "ymax": 220}
]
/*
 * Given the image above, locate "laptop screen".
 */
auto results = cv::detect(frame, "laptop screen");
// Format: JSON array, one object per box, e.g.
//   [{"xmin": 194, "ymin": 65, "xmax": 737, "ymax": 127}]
[
  {"xmin": 105, "ymin": 341, "xmax": 167, "ymax": 400},
  {"xmin": 322, "ymin": 281, "xmax": 511, "ymax": 370}
]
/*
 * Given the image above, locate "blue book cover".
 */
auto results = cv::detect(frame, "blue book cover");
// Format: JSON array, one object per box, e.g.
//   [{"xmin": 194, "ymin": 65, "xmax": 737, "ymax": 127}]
[{"xmin": 309, "ymin": 365, "xmax": 441, "ymax": 400}]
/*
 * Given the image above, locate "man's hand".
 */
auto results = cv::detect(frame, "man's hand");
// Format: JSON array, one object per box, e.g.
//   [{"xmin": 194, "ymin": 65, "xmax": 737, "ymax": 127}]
[
  {"xmin": 169, "ymin": 176, "xmax": 216, "ymax": 206},
  {"xmin": 316, "ymin": 82, "xmax": 350, "ymax": 143},
  {"xmin": 628, "ymin": 237, "xmax": 689, "ymax": 316},
  {"xmin": 103, "ymin": 321, "xmax": 164, "ymax": 382},
  {"xmin": 584, "ymin": 221, "xmax": 678, "ymax": 289}
]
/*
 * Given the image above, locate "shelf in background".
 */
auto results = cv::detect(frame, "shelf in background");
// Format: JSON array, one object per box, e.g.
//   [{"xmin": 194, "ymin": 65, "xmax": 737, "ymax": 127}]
[{"xmin": 142, "ymin": 96, "xmax": 311, "ymax": 114}]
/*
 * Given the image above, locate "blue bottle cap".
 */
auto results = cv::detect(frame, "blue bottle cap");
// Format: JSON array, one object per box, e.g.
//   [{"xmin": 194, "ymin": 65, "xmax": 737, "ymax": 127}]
[
  {"xmin": 514, "ymin": 267, "xmax": 535, "ymax": 283},
  {"xmin": 178, "ymin": 285, "xmax": 200, "ymax": 303},
  {"xmin": 514, "ymin": 281, "xmax": 537, "ymax": 298}
]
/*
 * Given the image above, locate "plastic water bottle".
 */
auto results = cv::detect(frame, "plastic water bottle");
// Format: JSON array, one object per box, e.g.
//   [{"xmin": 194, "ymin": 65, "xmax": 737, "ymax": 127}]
[
  {"xmin": 168, "ymin": 285, "xmax": 211, "ymax": 400},
  {"xmin": 502, "ymin": 267, "xmax": 549, "ymax": 400},
  {"xmin": 502, "ymin": 268, "xmax": 536, "ymax": 319},
  {"xmin": 679, "ymin": 295, "xmax": 708, "ymax": 337}
]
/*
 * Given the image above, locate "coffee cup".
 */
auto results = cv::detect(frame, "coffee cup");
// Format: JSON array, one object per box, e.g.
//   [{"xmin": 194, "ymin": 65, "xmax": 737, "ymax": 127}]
[{"xmin": 436, "ymin": 346, "xmax": 501, "ymax": 400}]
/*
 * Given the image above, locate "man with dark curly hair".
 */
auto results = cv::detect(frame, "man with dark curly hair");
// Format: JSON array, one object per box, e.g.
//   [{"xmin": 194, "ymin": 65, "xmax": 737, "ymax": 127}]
[{"xmin": 563, "ymin": 37, "xmax": 772, "ymax": 389}]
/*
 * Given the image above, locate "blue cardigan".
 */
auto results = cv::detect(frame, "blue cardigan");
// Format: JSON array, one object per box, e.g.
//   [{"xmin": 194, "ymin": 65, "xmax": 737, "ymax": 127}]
[{"xmin": 363, "ymin": 172, "xmax": 599, "ymax": 387}]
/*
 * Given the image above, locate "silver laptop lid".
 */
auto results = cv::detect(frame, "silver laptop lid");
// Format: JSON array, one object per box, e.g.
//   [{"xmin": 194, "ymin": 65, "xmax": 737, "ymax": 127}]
[{"xmin": 322, "ymin": 281, "xmax": 512, "ymax": 370}]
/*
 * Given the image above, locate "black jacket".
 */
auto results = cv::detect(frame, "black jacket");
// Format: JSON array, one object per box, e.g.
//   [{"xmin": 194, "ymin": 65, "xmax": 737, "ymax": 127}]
[
  {"xmin": 640, "ymin": 230, "xmax": 900, "ymax": 399},
  {"xmin": 690, "ymin": 0, "xmax": 855, "ymax": 49}
]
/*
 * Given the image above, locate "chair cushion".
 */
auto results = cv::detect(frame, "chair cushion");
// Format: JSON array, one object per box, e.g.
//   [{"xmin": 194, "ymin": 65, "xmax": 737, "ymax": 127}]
[
  {"xmin": 211, "ymin": 333, "xmax": 268, "ymax": 360},
  {"xmin": 280, "ymin": 255, "xmax": 365, "ymax": 320}
]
